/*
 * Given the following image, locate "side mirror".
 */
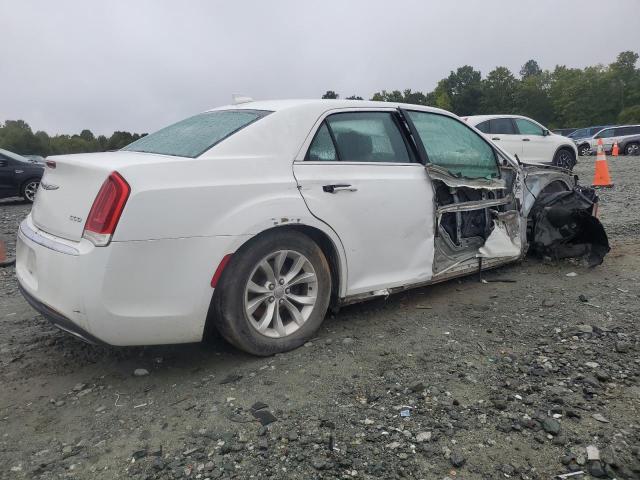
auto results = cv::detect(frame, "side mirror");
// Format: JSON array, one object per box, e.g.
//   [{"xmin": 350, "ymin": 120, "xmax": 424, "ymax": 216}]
[{"xmin": 543, "ymin": 129, "xmax": 550, "ymax": 137}]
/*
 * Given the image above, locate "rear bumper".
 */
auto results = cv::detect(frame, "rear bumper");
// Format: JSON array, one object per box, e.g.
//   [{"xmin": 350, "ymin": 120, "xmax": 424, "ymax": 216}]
[
  {"xmin": 18, "ymin": 282, "xmax": 105, "ymax": 345},
  {"xmin": 16, "ymin": 215, "xmax": 245, "ymax": 346}
]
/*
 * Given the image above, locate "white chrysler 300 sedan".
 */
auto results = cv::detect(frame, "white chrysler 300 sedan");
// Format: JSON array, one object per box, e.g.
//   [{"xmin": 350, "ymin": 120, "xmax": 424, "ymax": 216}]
[{"xmin": 16, "ymin": 100, "xmax": 608, "ymax": 355}]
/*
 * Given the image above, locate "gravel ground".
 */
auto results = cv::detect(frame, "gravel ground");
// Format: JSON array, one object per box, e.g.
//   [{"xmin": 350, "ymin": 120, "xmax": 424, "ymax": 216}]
[{"xmin": 0, "ymin": 156, "xmax": 639, "ymax": 479}]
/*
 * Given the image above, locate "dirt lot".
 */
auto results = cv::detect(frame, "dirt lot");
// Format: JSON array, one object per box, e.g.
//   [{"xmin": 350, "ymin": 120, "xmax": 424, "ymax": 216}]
[{"xmin": 1, "ymin": 156, "xmax": 639, "ymax": 480}]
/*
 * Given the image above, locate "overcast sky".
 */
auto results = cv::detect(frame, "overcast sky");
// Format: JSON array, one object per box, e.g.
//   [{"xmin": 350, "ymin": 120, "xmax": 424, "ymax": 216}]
[{"xmin": 1, "ymin": 0, "xmax": 639, "ymax": 136}]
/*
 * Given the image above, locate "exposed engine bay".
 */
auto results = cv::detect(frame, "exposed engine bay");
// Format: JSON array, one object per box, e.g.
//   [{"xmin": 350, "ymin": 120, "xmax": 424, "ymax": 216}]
[{"xmin": 428, "ymin": 162, "xmax": 609, "ymax": 277}]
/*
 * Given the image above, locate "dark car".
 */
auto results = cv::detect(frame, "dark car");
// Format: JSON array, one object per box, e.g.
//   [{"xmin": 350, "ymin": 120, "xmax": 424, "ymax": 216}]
[{"xmin": 0, "ymin": 148, "xmax": 45, "ymax": 202}]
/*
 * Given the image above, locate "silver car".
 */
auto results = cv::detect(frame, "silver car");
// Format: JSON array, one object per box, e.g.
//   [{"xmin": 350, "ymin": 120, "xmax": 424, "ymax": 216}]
[{"xmin": 587, "ymin": 125, "xmax": 640, "ymax": 155}]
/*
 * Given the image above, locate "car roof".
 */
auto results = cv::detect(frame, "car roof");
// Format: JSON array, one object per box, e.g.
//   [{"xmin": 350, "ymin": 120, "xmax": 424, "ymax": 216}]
[
  {"xmin": 463, "ymin": 114, "xmax": 528, "ymax": 124},
  {"xmin": 206, "ymin": 98, "xmax": 454, "ymax": 117}
]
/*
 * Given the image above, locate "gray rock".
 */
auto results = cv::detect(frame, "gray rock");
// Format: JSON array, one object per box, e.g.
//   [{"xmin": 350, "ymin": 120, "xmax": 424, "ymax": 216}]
[
  {"xmin": 588, "ymin": 460, "xmax": 607, "ymax": 478},
  {"xmin": 342, "ymin": 337, "xmax": 355, "ymax": 345},
  {"xmin": 133, "ymin": 368, "xmax": 149, "ymax": 377},
  {"xmin": 615, "ymin": 341, "xmax": 630, "ymax": 353},
  {"xmin": 311, "ymin": 457, "xmax": 328, "ymax": 470},
  {"xmin": 592, "ymin": 413, "xmax": 609, "ymax": 423},
  {"xmin": 449, "ymin": 450, "xmax": 466, "ymax": 468},
  {"xmin": 542, "ymin": 417, "xmax": 561, "ymax": 436}
]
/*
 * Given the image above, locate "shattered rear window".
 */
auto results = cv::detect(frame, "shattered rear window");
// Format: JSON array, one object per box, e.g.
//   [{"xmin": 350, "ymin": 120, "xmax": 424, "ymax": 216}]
[
  {"xmin": 122, "ymin": 109, "xmax": 271, "ymax": 158},
  {"xmin": 407, "ymin": 111, "xmax": 499, "ymax": 179}
]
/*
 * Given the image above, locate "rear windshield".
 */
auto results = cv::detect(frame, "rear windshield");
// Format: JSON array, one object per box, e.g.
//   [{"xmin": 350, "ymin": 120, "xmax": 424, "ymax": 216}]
[{"xmin": 122, "ymin": 109, "xmax": 271, "ymax": 158}]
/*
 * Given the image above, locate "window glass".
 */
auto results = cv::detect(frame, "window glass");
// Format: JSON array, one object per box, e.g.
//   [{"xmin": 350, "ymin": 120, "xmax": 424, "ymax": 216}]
[
  {"xmin": 324, "ymin": 112, "xmax": 413, "ymax": 163},
  {"xmin": 476, "ymin": 121, "xmax": 491, "ymax": 133},
  {"xmin": 630, "ymin": 126, "xmax": 640, "ymax": 135},
  {"xmin": 568, "ymin": 128, "xmax": 587, "ymax": 139},
  {"xmin": 614, "ymin": 126, "xmax": 636, "ymax": 136},
  {"xmin": 595, "ymin": 128, "xmax": 613, "ymax": 139},
  {"xmin": 406, "ymin": 111, "xmax": 498, "ymax": 179},
  {"xmin": 514, "ymin": 118, "xmax": 544, "ymax": 136},
  {"xmin": 306, "ymin": 123, "xmax": 337, "ymax": 161},
  {"xmin": 123, "ymin": 110, "xmax": 270, "ymax": 158},
  {"xmin": 490, "ymin": 118, "xmax": 516, "ymax": 134},
  {"xmin": 0, "ymin": 148, "xmax": 29, "ymax": 163}
]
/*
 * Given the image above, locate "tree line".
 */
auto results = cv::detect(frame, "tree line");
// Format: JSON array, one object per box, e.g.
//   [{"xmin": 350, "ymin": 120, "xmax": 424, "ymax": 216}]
[
  {"xmin": 2, "ymin": 51, "xmax": 639, "ymax": 157},
  {"xmin": 322, "ymin": 51, "xmax": 640, "ymax": 129},
  {"xmin": 0, "ymin": 120, "xmax": 146, "ymax": 157}
]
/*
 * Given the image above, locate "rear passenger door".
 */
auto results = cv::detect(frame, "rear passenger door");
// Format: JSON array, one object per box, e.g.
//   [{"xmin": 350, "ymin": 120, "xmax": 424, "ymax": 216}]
[
  {"xmin": 487, "ymin": 118, "xmax": 522, "ymax": 159},
  {"xmin": 293, "ymin": 109, "xmax": 436, "ymax": 296}
]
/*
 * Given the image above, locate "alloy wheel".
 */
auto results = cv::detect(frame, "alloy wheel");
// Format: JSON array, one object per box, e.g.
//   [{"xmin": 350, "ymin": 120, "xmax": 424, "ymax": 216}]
[
  {"xmin": 24, "ymin": 181, "xmax": 39, "ymax": 202},
  {"xmin": 555, "ymin": 151, "xmax": 573, "ymax": 169},
  {"xmin": 626, "ymin": 144, "xmax": 639, "ymax": 156},
  {"xmin": 244, "ymin": 250, "xmax": 318, "ymax": 338}
]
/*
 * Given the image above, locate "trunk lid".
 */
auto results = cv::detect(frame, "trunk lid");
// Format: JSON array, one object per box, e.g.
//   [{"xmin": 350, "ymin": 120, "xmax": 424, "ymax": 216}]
[{"xmin": 31, "ymin": 151, "xmax": 174, "ymax": 241}]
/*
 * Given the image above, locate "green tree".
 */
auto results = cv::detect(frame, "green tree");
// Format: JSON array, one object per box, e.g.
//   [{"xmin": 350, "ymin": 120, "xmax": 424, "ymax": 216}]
[
  {"xmin": 345, "ymin": 95, "xmax": 363, "ymax": 100},
  {"xmin": 514, "ymin": 72, "xmax": 554, "ymax": 125},
  {"xmin": 618, "ymin": 105, "xmax": 640, "ymax": 123},
  {"xmin": 481, "ymin": 67, "xmax": 517, "ymax": 113},
  {"xmin": 321, "ymin": 90, "xmax": 339, "ymax": 99},
  {"xmin": 520, "ymin": 59, "xmax": 542, "ymax": 79},
  {"xmin": 446, "ymin": 66, "xmax": 483, "ymax": 115}
]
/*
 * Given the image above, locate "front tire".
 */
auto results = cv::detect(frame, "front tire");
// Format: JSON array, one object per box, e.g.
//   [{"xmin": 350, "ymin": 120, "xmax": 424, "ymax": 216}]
[
  {"xmin": 625, "ymin": 142, "xmax": 639, "ymax": 156},
  {"xmin": 553, "ymin": 148, "xmax": 576, "ymax": 170},
  {"xmin": 211, "ymin": 230, "xmax": 332, "ymax": 356},
  {"xmin": 22, "ymin": 179, "xmax": 40, "ymax": 203}
]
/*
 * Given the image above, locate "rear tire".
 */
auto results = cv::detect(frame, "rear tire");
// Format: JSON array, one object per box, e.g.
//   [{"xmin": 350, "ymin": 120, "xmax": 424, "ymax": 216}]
[
  {"xmin": 578, "ymin": 144, "xmax": 590, "ymax": 157},
  {"xmin": 21, "ymin": 179, "xmax": 40, "ymax": 203},
  {"xmin": 553, "ymin": 148, "xmax": 576, "ymax": 170},
  {"xmin": 625, "ymin": 142, "xmax": 639, "ymax": 156},
  {"xmin": 211, "ymin": 230, "xmax": 331, "ymax": 356}
]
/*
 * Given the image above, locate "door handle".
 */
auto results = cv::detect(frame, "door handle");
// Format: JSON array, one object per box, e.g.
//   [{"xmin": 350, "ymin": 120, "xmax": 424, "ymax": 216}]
[
  {"xmin": 522, "ymin": 138, "xmax": 530, "ymax": 142},
  {"xmin": 491, "ymin": 137, "xmax": 500, "ymax": 141},
  {"xmin": 322, "ymin": 184, "xmax": 357, "ymax": 193}
]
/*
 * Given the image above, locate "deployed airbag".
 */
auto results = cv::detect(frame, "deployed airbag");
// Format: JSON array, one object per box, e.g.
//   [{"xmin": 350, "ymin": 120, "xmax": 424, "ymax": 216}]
[{"xmin": 529, "ymin": 187, "xmax": 610, "ymax": 267}]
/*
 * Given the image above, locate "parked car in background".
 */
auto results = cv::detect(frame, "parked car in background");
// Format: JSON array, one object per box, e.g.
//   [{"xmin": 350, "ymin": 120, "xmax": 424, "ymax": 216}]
[
  {"xmin": 463, "ymin": 115, "xmax": 578, "ymax": 169},
  {"xmin": 551, "ymin": 127, "xmax": 578, "ymax": 137},
  {"xmin": 586, "ymin": 125, "xmax": 640, "ymax": 156},
  {"xmin": 568, "ymin": 125, "xmax": 613, "ymax": 156},
  {"xmin": 0, "ymin": 148, "xmax": 44, "ymax": 202},
  {"xmin": 16, "ymin": 100, "xmax": 607, "ymax": 355}
]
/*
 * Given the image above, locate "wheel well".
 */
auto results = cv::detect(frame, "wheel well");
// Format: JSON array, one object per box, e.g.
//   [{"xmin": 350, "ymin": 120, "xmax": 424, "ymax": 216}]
[
  {"xmin": 273, "ymin": 225, "xmax": 342, "ymax": 306},
  {"xmin": 203, "ymin": 224, "xmax": 343, "ymax": 341},
  {"xmin": 555, "ymin": 145, "xmax": 576, "ymax": 158}
]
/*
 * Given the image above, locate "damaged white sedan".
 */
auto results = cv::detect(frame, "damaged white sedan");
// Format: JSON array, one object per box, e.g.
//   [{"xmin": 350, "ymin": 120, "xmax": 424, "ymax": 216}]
[{"xmin": 15, "ymin": 100, "xmax": 609, "ymax": 355}]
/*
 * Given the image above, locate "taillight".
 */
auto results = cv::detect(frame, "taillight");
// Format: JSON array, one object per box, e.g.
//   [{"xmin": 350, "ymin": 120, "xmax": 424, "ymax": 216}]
[
  {"xmin": 82, "ymin": 172, "xmax": 130, "ymax": 246},
  {"xmin": 45, "ymin": 160, "xmax": 56, "ymax": 169}
]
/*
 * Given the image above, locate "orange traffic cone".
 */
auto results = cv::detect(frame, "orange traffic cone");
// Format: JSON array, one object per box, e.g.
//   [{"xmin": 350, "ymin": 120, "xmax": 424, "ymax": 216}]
[
  {"xmin": 612, "ymin": 141, "xmax": 619, "ymax": 156},
  {"xmin": 592, "ymin": 138, "xmax": 613, "ymax": 188},
  {"xmin": 0, "ymin": 240, "xmax": 16, "ymax": 267}
]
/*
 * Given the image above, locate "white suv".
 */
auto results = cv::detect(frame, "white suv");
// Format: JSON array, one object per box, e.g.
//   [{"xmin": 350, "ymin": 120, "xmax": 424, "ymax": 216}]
[{"xmin": 464, "ymin": 115, "xmax": 578, "ymax": 169}]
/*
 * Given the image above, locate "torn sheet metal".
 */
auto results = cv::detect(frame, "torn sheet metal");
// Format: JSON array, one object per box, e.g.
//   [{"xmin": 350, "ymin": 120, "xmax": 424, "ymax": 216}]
[
  {"xmin": 426, "ymin": 164, "xmax": 507, "ymax": 190},
  {"xmin": 529, "ymin": 186, "xmax": 610, "ymax": 267},
  {"xmin": 477, "ymin": 221, "xmax": 521, "ymax": 258}
]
